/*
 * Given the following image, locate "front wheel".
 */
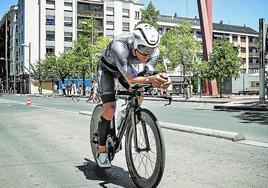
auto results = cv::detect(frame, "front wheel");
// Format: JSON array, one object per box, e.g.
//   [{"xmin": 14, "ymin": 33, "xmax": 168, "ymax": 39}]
[{"xmin": 125, "ymin": 109, "xmax": 165, "ymax": 188}]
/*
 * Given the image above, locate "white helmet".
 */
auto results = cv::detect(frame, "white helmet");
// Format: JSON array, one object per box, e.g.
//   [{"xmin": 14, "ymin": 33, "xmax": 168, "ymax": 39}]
[{"xmin": 133, "ymin": 23, "xmax": 159, "ymax": 55}]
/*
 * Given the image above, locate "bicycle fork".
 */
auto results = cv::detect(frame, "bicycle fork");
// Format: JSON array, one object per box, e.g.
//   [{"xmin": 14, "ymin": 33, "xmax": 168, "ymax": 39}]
[{"xmin": 132, "ymin": 108, "xmax": 151, "ymax": 152}]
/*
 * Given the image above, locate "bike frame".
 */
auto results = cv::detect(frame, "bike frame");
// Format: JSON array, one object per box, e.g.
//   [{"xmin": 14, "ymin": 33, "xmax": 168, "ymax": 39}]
[{"xmin": 113, "ymin": 91, "xmax": 150, "ymax": 153}]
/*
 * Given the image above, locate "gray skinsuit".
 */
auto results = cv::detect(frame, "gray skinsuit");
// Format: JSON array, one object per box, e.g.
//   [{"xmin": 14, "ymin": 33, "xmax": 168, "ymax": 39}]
[{"xmin": 97, "ymin": 34, "xmax": 160, "ymax": 103}]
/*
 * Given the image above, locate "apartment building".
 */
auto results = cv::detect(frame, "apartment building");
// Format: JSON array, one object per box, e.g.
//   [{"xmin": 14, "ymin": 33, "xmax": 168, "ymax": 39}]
[
  {"xmin": 0, "ymin": 5, "xmax": 18, "ymax": 93},
  {"xmin": 104, "ymin": 0, "xmax": 142, "ymax": 39},
  {"xmin": 157, "ymin": 15, "xmax": 265, "ymax": 94},
  {"xmin": 6, "ymin": 0, "xmax": 143, "ymax": 94}
]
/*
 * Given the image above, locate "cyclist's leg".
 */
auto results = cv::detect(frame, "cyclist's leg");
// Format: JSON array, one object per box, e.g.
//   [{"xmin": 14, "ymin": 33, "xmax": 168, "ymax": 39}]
[{"xmin": 97, "ymin": 66, "xmax": 117, "ymax": 153}]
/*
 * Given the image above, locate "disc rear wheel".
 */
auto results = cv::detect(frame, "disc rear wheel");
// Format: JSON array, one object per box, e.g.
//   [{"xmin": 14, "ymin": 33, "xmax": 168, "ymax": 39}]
[{"xmin": 90, "ymin": 104, "xmax": 103, "ymax": 163}]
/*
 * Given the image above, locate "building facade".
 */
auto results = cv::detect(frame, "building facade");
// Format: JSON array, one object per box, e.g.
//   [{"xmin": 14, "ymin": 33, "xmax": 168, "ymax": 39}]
[
  {"xmin": 0, "ymin": 5, "xmax": 18, "ymax": 93},
  {"xmin": 9, "ymin": 0, "xmax": 143, "ymax": 94}
]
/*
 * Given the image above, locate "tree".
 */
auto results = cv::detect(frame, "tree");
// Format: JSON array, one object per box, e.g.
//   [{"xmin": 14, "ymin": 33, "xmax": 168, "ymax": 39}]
[
  {"xmin": 160, "ymin": 19, "xmax": 200, "ymax": 93},
  {"xmin": 56, "ymin": 51, "xmax": 76, "ymax": 84},
  {"xmin": 139, "ymin": 1, "xmax": 159, "ymax": 29},
  {"xmin": 30, "ymin": 61, "xmax": 47, "ymax": 93},
  {"xmin": 72, "ymin": 17, "xmax": 109, "ymax": 95},
  {"xmin": 206, "ymin": 39, "xmax": 242, "ymax": 97}
]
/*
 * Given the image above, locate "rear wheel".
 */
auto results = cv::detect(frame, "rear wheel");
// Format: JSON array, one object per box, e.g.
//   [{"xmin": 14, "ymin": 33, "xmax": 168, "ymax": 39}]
[
  {"xmin": 125, "ymin": 109, "xmax": 165, "ymax": 188},
  {"xmin": 90, "ymin": 104, "xmax": 103, "ymax": 163}
]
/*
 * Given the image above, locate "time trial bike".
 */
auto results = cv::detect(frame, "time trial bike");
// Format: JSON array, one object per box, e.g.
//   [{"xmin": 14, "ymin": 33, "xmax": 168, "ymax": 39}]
[{"xmin": 90, "ymin": 83, "xmax": 172, "ymax": 188}]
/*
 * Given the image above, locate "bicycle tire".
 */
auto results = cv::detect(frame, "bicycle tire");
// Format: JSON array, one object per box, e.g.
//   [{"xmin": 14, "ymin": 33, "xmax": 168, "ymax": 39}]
[
  {"xmin": 90, "ymin": 104, "xmax": 103, "ymax": 163},
  {"xmin": 125, "ymin": 108, "xmax": 165, "ymax": 188}
]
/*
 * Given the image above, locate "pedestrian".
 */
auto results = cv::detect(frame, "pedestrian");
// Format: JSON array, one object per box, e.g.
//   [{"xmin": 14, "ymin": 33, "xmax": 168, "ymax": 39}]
[
  {"xmin": 53, "ymin": 82, "xmax": 58, "ymax": 97},
  {"xmin": 38, "ymin": 84, "xmax": 41, "ymax": 94},
  {"xmin": 87, "ymin": 80, "xmax": 95, "ymax": 102},
  {"xmin": 62, "ymin": 83, "xmax": 66, "ymax": 96},
  {"xmin": 95, "ymin": 23, "xmax": 171, "ymax": 167},
  {"xmin": 0, "ymin": 82, "xmax": 3, "ymax": 94},
  {"xmin": 66, "ymin": 83, "xmax": 70, "ymax": 96},
  {"xmin": 71, "ymin": 80, "xmax": 79, "ymax": 102}
]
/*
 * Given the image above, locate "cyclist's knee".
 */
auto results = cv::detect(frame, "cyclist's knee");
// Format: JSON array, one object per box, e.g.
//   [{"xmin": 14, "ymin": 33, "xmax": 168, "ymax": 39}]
[{"xmin": 102, "ymin": 102, "xmax": 116, "ymax": 120}]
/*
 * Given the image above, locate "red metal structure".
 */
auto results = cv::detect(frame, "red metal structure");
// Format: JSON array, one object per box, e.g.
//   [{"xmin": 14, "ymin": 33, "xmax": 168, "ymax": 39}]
[{"xmin": 197, "ymin": 0, "xmax": 218, "ymax": 95}]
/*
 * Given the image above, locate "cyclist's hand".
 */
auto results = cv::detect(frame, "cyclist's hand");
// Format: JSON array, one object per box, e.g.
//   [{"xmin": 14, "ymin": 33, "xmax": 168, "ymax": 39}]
[
  {"xmin": 149, "ymin": 74, "xmax": 169, "ymax": 88},
  {"xmin": 159, "ymin": 73, "xmax": 171, "ymax": 89},
  {"xmin": 161, "ymin": 78, "xmax": 171, "ymax": 89}
]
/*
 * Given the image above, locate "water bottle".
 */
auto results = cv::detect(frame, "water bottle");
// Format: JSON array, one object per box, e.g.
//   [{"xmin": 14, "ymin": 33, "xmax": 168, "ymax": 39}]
[{"xmin": 117, "ymin": 108, "xmax": 126, "ymax": 130}]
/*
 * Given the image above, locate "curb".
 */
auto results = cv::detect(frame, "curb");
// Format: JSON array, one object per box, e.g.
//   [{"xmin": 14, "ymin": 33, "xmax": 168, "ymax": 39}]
[
  {"xmin": 160, "ymin": 122, "xmax": 245, "ymax": 142},
  {"xmin": 79, "ymin": 111, "xmax": 92, "ymax": 116},
  {"xmin": 79, "ymin": 110, "xmax": 245, "ymax": 142},
  {"xmin": 214, "ymin": 105, "xmax": 268, "ymax": 111},
  {"xmin": 144, "ymin": 97, "xmax": 229, "ymax": 104}
]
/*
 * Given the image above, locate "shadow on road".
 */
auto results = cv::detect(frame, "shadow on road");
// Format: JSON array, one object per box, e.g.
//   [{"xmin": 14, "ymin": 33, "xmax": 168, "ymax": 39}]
[
  {"xmin": 235, "ymin": 111, "xmax": 268, "ymax": 125},
  {"xmin": 76, "ymin": 158, "xmax": 136, "ymax": 188},
  {"xmin": 216, "ymin": 109, "xmax": 268, "ymax": 125}
]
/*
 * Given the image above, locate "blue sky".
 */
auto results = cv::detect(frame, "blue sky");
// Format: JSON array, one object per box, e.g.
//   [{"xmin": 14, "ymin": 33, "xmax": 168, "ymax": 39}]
[
  {"xmin": 0, "ymin": 0, "xmax": 17, "ymax": 17},
  {"xmin": 1, "ymin": 0, "xmax": 267, "ymax": 31},
  {"xmin": 141, "ymin": 0, "xmax": 268, "ymax": 31}
]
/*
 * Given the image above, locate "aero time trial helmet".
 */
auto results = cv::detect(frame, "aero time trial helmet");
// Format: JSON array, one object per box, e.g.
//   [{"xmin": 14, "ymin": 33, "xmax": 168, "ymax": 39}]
[{"xmin": 133, "ymin": 23, "xmax": 159, "ymax": 56}]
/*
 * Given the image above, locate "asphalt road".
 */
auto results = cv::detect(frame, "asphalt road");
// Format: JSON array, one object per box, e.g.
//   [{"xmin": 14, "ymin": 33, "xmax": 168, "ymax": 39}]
[{"xmin": 0, "ymin": 95, "xmax": 268, "ymax": 187}]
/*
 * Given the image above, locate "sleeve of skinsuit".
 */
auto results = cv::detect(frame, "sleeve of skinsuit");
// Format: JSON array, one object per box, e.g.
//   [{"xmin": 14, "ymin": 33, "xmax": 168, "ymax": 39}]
[
  {"xmin": 109, "ymin": 41, "xmax": 130, "ymax": 77},
  {"xmin": 144, "ymin": 47, "xmax": 160, "ymax": 72}
]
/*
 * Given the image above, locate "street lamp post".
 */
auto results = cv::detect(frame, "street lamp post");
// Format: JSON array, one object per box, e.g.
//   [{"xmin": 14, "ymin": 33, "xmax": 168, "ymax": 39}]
[{"xmin": 22, "ymin": 42, "xmax": 31, "ymax": 94}]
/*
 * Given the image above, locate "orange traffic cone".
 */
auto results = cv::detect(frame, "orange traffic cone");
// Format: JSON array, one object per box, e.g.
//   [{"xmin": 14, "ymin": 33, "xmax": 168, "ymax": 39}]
[{"xmin": 26, "ymin": 97, "xmax": 32, "ymax": 106}]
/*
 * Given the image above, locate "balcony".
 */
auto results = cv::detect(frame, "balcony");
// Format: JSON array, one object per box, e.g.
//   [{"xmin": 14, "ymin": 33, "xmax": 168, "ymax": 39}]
[
  {"xmin": 249, "ymin": 64, "xmax": 259, "ymax": 69},
  {"xmin": 77, "ymin": 11, "xmax": 104, "ymax": 18},
  {"xmin": 249, "ymin": 52, "xmax": 259, "ymax": 57},
  {"xmin": 248, "ymin": 42, "xmax": 258, "ymax": 47},
  {"xmin": 78, "ymin": 0, "xmax": 104, "ymax": 4}
]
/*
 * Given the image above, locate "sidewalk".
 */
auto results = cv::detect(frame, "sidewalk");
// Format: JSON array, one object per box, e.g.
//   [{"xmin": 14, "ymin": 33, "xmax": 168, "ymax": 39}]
[{"xmin": 145, "ymin": 94, "xmax": 268, "ymax": 111}]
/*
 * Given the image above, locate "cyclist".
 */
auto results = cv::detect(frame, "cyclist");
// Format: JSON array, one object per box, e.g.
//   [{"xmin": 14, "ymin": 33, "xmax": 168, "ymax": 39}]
[{"xmin": 96, "ymin": 23, "xmax": 171, "ymax": 168}]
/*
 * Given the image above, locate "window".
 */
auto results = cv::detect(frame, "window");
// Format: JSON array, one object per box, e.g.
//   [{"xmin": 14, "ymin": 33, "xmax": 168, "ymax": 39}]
[
  {"xmin": 64, "ymin": 32, "xmax": 72, "ymax": 42},
  {"xmin": 158, "ymin": 27, "xmax": 163, "ymax": 35},
  {"xmin": 64, "ymin": 2, "xmax": 73, "ymax": 11},
  {"xmin": 240, "ymin": 35, "xmax": 246, "ymax": 43},
  {"xmin": 240, "ymin": 47, "xmax": 246, "ymax": 53},
  {"xmin": 64, "ymin": 17, "xmax": 72, "ymax": 27},
  {"xmin": 46, "ymin": 0, "xmax": 55, "ymax": 5},
  {"xmin": 249, "ymin": 57, "xmax": 259, "ymax": 64},
  {"xmin": 77, "ymin": 3, "xmax": 103, "ymax": 15},
  {"xmin": 249, "ymin": 37, "xmax": 257, "ymax": 43},
  {"xmin": 106, "ymin": 21, "xmax": 114, "ymax": 30},
  {"xmin": 64, "ymin": 2, "xmax": 72, "ymax": 7},
  {"xmin": 232, "ymin": 35, "xmax": 238, "ymax": 42},
  {"xmin": 106, "ymin": 7, "xmax": 114, "ymax": 16},
  {"xmin": 46, "ymin": 15, "xmax": 55, "ymax": 25},
  {"xmin": 196, "ymin": 31, "xmax": 202, "ymax": 38},
  {"xmin": 122, "ymin": 9, "xmax": 130, "ymax": 18},
  {"xmin": 249, "ymin": 47, "xmax": 257, "ymax": 53},
  {"xmin": 46, "ymin": 31, "xmax": 55, "ymax": 41},
  {"xmin": 122, "ymin": 22, "xmax": 129, "ymax": 31},
  {"xmin": 46, "ymin": 46, "xmax": 55, "ymax": 55},
  {"xmin": 46, "ymin": 0, "xmax": 55, "ymax": 9},
  {"xmin": 135, "ymin": 11, "xmax": 140, "ymax": 20}
]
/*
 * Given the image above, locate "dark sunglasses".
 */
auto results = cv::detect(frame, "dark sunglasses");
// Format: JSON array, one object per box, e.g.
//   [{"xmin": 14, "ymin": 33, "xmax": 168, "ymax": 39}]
[{"xmin": 137, "ymin": 45, "xmax": 155, "ymax": 56}]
